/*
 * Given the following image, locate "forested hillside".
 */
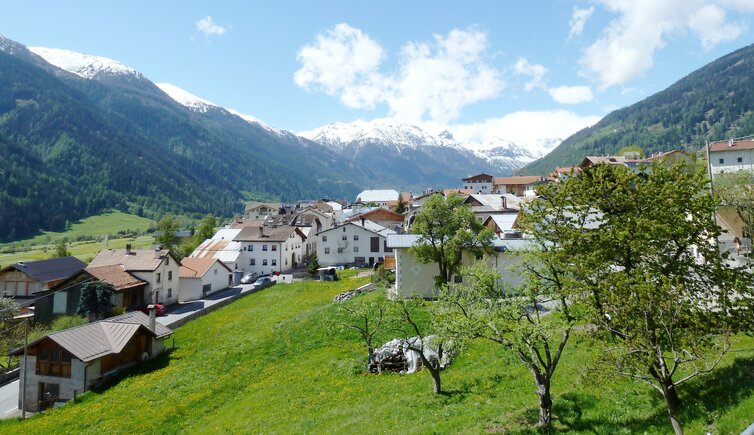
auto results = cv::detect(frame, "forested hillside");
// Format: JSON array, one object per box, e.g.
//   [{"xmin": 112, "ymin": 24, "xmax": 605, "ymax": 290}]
[
  {"xmin": 525, "ymin": 43, "xmax": 754, "ymax": 175},
  {"xmin": 0, "ymin": 46, "xmax": 364, "ymax": 241}
]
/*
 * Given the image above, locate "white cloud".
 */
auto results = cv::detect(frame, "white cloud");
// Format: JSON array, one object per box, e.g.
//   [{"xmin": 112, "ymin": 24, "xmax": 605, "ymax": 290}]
[
  {"xmin": 548, "ymin": 85, "xmax": 594, "ymax": 104},
  {"xmin": 569, "ymin": 6, "xmax": 595, "ymax": 38},
  {"xmin": 294, "ymin": 24, "xmax": 504, "ymax": 123},
  {"xmin": 449, "ymin": 110, "xmax": 602, "ymax": 151},
  {"xmin": 513, "ymin": 57, "xmax": 547, "ymax": 91},
  {"xmin": 195, "ymin": 16, "xmax": 226, "ymax": 37},
  {"xmin": 581, "ymin": 0, "xmax": 749, "ymax": 89}
]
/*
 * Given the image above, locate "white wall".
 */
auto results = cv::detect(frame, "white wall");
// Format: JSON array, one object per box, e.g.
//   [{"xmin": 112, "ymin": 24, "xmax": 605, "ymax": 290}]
[
  {"xmin": 235, "ymin": 232, "xmax": 305, "ymax": 275},
  {"xmin": 710, "ymin": 149, "xmax": 754, "ymax": 175},
  {"xmin": 133, "ymin": 255, "xmax": 180, "ymax": 306},
  {"xmin": 316, "ymin": 224, "xmax": 392, "ymax": 266}
]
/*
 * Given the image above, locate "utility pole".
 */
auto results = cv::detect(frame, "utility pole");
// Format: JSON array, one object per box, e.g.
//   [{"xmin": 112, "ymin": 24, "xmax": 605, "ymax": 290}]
[{"xmin": 21, "ymin": 319, "xmax": 28, "ymax": 419}]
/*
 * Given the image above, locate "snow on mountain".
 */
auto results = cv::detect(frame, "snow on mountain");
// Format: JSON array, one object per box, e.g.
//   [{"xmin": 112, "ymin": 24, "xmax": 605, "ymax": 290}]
[
  {"xmin": 156, "ymin": 82, "xmax": 219, "ymax": 113},
  {"xmin": 299, "ymin": 118, "xmax": 460, "ymax": 152},
  {"xmin": 28, "ymin": 47, "xmax": 141, "ymax": 79}
]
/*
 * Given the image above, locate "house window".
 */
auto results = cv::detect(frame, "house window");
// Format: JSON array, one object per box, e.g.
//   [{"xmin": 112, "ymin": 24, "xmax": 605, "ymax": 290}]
[
  {"xmin": 354, "ymin": 247, "xmax": 359, "ymax": 253},
  {"xmin": 156, "ymin": 273, "xmax": 161, "ymax": 283},
  {"xmin": 353, "ymin": 235, "xmax": 359, "ymax": 241},
  {"xmin": 165, "ymin": 257, "xmax": 169, "ymax": 265},
  {"xmin": 323, "ymin": 236, "xmax": 328, "ymax": 242},
  {"xmin": 384, "ymin": 240, "xmax": 392, "ymax": 253},
  {"xmin": 251, "ymin": 259, "xmax": 256, "ymax": 266},
  {"xmin": 168, "ymin": 271, "xmax": 173, "ymax": 281},
  {"xmin": 168, "ymin": 288, "xmax": 172, "ymax": 298},
  {"xmin": 719, "ymin": 158, "xmax": 724, "ymax": 164},
  {"xmin": 325, "ymin": 247, "xmax": 330, "ymax": 254},
  {"xmin": 738, "ymin": 157, "xmax": 743, "ymax": 163},
  {"xmin": 370, "ymin": 237, "xmax": 380, "ymax": 252},
  {"xmin": 36, "ymin": 349, "xmax": 72, "ymax": 378},
  {"xmin": 338, "ymin": 247, "xmax": 344, "ymax": 253},
  {"xmin": 214, "ymin": 268, "xmax": 218, "ymax": 275},
  {"xmin": 272, "ymin": 245, "xmax": 277, "ymax": 251},
  {"xmin": 263, "ymin": 260, "xmax": 268, "ymax": 266},
  {"xmin": 342, "ymin": 235, "xmax": 347, "ymax": 241},
  {"xmin": 263, "ymin": 245, "xmax": 268, "ymax": 251},
  {"xmin": 249, "ymin": 245, "xmax": 254, "ymax": 251},
  {"xmin": 272, "ymin": 260, "xmax": 277, "ymax": 266},
  {"xmin": 454, "ymin": 275, "xmax": 463, "ymax": 283}
]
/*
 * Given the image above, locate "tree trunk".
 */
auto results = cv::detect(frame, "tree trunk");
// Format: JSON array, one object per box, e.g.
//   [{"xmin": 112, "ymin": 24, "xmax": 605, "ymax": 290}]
[
  {"xmin": 661, "ymin": 380, "xmax": 684, "ymax": 435},
  {"xmin": 536, "ymin": 377, "xmax": 553, "ymax": 428},
  {"xmin": 429, "ymin": 366, "xmax": 442, "ymax": 395}
]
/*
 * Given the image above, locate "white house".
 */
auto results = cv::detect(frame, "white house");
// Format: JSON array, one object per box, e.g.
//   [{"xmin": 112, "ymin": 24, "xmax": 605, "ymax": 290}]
[
  {"xmin": 89, "ymin": 246, "xmax": 181, "ymax": 306},
  {"xmin": 244, "ymin": 201, "xmax": 281, "ymax": 220},
  {"xmin": 462, "ymin": 173, "xmax": 494, "ymax": 194},
  {"xmin": 355, "ymin": 190, "xmax": 400, "ymax": 208},
  {"xmin": 386, "ymin": 234, "xmax": 531, "ymax": 299},
  {"xmin": 189, "ymin": 228, "xmax": 244, "ymax": 272},
  {"xmin": 178, "ymin": 257, "xmax": 232, "ymax": 302},
  {"xmin": 233, "ymin": 225, "xmax": 307, "ymax": 275},
  {"xmin": 709, "ymin": 138, "xmax": 754, "ymax": 175},
  {"xmin": 316, "ymin": 219, "xmax": 396, "ymax": 266}
]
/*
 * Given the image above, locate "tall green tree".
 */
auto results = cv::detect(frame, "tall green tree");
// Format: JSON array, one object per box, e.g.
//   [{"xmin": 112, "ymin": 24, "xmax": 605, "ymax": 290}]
[
  {"xmin": 194, "ymin": 214, "xmax": 217, "ymax": 243},
  {"xmin": 77, "ymin": 281, "xmax": 114, "ymax": 321},
  {"xmin": 306, "ymin": 253, "xmax": 321, "ymax": 277},
  {"xmin": 50, "ymin": 238, "xmax": 70, "ymax": 258},
  {"xmin": 532, "ymin": 161, "xmax": 754, "ymax": 434},
  {"xmin": 409, "ymin": 193, "xmax": 493, "ymax": 288},
  {"xmin": 394, "ymin": 194, "xmax": 407, "ymax": 214},
  {"xmin": 156, "ymin": 213, "xmax": 179, "ymax": 250}
]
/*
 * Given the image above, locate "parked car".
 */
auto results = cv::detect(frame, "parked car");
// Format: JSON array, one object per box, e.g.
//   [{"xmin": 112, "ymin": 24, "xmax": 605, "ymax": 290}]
[
  {"xmin": 240, "ymin": 272, "xmax": 259, "ymax": 284},
  {"xmin": 140, "ymin": 303, "xmax": 166, "ymax": 316},
  {"xmin": 251, "ymin": 276, "xmax": 275, "ymax": 290}
]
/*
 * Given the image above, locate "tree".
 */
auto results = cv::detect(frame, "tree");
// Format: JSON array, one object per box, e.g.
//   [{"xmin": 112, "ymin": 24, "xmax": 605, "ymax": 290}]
[
  {"xmin": 0, "ymin": 296, "xmax": 17, "ymax": 326},
  {"xmin": 156, "ymin": 213, "xmax": 179, "ymax": 250},
  {"xmin": 77, "ymin": 281, "xmax": 114, "ymax": 321},
  {"xmin": 337, "ymin": 296, "xmax": 393, "ymax": 371},
  {"xmin": 50, "ymin": 238, "xmax": 70, "ymax": 258},
  {"xmin": 533, "ymin": 161, "xmax": 754, "ymax": 434},
  {"xmin": 714, "ymin": 170, "xmax": 754, "ymax": 237},
  {"xmin": 194, "ymin": 214, "xmax": 216, "ymax": 243},
  {"xmin": 307, "ymin": 253, "xmax": 321, "ymax": 277},
  {"xmin": 409, "ymin": 193, "xmax": 493, "ymax": 287},
  {"xmin": 394, "ymin": 194, "xmax": 407, "ymax": 214},
  {"xmin": 397, "ymin": 298, "xmax": 445, "ymax": 395}
]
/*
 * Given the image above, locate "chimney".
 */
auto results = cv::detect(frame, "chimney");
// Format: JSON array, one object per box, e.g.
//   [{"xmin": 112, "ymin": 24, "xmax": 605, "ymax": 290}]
[
  {"xmin": 729, "ymin": 138, "xmax": 734, "ymax": 147},
  {"xmin": 501, "ymin": 195, "xmax": 507, "ymax": 209},
  {"xmin": 361, "ymin": 217, "xmax": 365, "ymax": 226},
  {"xmin": 125, "ymin": 243, "xmax": 132, "ymax": 255},
  {"xmin": 147, "ymin": 304, "xmax": 156, "ymax": 333}
]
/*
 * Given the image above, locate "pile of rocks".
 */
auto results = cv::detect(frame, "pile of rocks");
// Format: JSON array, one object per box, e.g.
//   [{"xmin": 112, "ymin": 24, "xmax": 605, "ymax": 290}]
[
  {"xmin": 369, "ymin": 338, "xmax": 407, "ymax": 373},
  {"xmin": 333, "ymin": 283, "xmax": 376, "ymax": 302}
]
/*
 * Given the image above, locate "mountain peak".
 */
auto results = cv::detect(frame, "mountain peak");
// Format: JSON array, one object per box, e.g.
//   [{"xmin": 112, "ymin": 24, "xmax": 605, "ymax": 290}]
[
  {"xmin": 28, "ymin": 47, "xmax": 141, "ymax": 80},
  {"xmin": 156, "ymin": 82, "xmax": 219, "ymax": 113}
]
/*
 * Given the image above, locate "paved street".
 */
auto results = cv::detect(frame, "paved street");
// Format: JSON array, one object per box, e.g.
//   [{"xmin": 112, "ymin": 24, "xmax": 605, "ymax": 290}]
[
  {"xmin": 157, "ymin": 282, "xmax": 260, "ymax": 328},
  {"xmin": 0, "ymin": 379, "xmax": 20, "ymax": 419}
]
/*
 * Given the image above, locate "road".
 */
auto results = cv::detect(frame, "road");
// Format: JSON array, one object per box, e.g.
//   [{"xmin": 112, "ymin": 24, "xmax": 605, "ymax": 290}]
[{"xmin": 0, "ymin": 379, "xmax": 20, "ymax": 419}]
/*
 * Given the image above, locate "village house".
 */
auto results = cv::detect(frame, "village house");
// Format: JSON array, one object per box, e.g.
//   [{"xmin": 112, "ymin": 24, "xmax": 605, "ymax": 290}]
[
  {"xmin": 189, "ymin": 228, "xmax": 244, "ymax": 274},
  {"xmin": 463, "ymin": 194, "xmax": 526, "ymax": 223},
  {"xmin": 492, "ymin": 176, "xmax": 544, "ymax": 197},
  {"xmin": 346, "ymin": 207, "xmax": 405, "ymax": 233},
  {"xmin": 461, "ymin": 173, "xmax": 494, "ymax": 194},
  {"xmin": 88, "ymin": 246, "xmax": 181, "ymax": 306},
  {"xmin": 34, "ymin": 265, "xmax": 148, "ymax": 324},
  {"xmin": 483, "ymin": 214, "xmax": 523, "ymax": 239},
  {"xmin": 709, "ymin": 138, "xmax": 754, "ymax": 176},
  {"xmin": 316, "ymin": 219, "xmax": 396, "ymax": 267},
  {"xmin": 547, "ymin": 166, "xmax": 581, "ymax": 182},
  {"xmin": 233, "ymin": 225, "xmax": 307, "ymax": 275},
  {"xmin": 244, "ymin": 201, "xmax": 281, "ymax": 220},
  {"xmin": 0, "ymin": 257, "xmax": 86, "ymax": 300},
  {"xmin": 12, "ymin": 310, "xmax": 171, "ymax": 412},
  {"xmin": 355, "ymin": 189, "xmax": 401, "ymax": 208},
  {"xmin": 386, "ymin": 234, "xmax": 531, "ymax": 299},
  {"xmin": 178, "ymin": 257, "xmax": 232, "ymax": 302}
]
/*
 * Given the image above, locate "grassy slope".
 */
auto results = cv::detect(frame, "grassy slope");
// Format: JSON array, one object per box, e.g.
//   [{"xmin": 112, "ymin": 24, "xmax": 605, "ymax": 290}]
[
  {"xmin": 2, "ymin": 277, "xmax": 753, "ymax": 434},
  {"xmin": 0, "ymin": 211, "xmax": 155, "ymax": 265}
]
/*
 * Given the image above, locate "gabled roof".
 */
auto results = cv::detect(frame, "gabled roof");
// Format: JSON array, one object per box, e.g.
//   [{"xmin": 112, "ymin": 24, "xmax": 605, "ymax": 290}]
[
  {"xmin": 356, "ymin": 189, "xmax": 400, "ymax": 203},
  {"xmin": 386, "ymin": 234, "xmax": 532, "ymax": 250},
  {"xmin": 85, "ymin": 265, "xmax": 147, "ymax": 291},
  {"xmin": 347, "ymin": 207, "xmax": 405, "ymax": 223},
  {"xmin": 190, "ymin": 239, "xmax": 242, "ymax": 263},
  {"xmin": 462, "ymin": 173, "xmax": 493, "ymax": 182},
  {"xmin": 234, "ymin": 225, "xmax": 298, "ymax": 242},
  {"xmin": 465, "ymin": 194, "xmax": 525, "ymax": 211},
  {"xmin": 318, "ymin": 219, "xmax": 396, "ymax": 238},
  {"xmin": 484, "ymin": 213, "xmax": 519, "ymax": 232},
  {"xmin": 89, "ymin": 249, "xmax": 176, "ymax": 272},
  {"xmin": 179, "ymin": 257, "xmax": 232, "ymax": 278},
  {"xmin": 245, "ymin": 201, "xmax": 281, "ymax": 212},
  {"xmin": 11, "ymin": 311, "xmax": 172, "ymax": 362},
  {"xmin": 709, "ymin": 139, "xmax": 754, "ymax": 152},
  {"xmin": 1, "ymin": 256, "xmax": 86, "ymax": 284}
]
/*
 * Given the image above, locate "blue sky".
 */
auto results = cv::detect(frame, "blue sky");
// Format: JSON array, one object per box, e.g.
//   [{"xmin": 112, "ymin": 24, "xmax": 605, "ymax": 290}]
[{"xmin": 2, "ymin": 1, "xmax": 754, "ymax": 145}]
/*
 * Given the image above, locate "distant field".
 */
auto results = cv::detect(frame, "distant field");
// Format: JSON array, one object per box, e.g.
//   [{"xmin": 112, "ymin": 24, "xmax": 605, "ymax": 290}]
[
  {"xmin": 0, "ymin": 211, "xmax": 156, "ymax": 266},
  {"xmin": 2, "ymin": 276, "xmax": 753, "ymax": 433}
]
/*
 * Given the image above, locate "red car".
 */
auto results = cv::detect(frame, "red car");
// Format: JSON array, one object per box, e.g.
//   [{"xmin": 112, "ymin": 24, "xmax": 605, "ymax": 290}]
[{"xmin": 140, "ymin": 303, "xmax": 166, "ymax": 316}]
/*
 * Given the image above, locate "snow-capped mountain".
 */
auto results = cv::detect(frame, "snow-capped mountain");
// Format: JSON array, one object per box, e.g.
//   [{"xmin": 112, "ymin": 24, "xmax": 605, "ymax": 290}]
[
  {"xmin": 28, "ymin": 46, "xmax": 142, "ymax": 80},
  {"xmin": 155, "ymin": 82, "xmax": 218, "ymax": 114},
  {"xmin": 300, "ymin": 118, "xmax": 561, "ymax": 173},
  {"xmin": 300, "ymin": 118, "xmax": 461, "ymax": 152}
]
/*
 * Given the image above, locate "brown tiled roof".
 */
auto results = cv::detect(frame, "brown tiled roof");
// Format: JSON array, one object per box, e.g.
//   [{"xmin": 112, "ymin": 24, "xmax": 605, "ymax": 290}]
[
  {"xmin": 493, "ymin": 176, "xmax": 543, "ymax": 185},
  {"xmin": 85, "ymin": 265, "xmax": 147, "ymax": 291},
  {"xmin": 179, "ymin": 257, "xmax": 231, "ymax": 278},
  {"xmin": 89, "ymin": 249, "xmax": 173, "ymax": 272},
  {"xmin": 233, "ymin": 225, "xmax": 297, "ymax": 242},
  {"xmin": 709, "ymin": 139, "xmax": 754, "ymax": 152},
  {"xmin": 553, "ymin": 166, "xmax": 581, "ymax": 173}
]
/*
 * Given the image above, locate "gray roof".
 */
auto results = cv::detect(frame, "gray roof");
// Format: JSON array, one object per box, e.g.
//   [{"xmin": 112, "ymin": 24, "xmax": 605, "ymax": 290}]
[
  {"xmin": 386, "ymin": 233, "xmax": 534, "ymax": 250},
  {"xmin": 1, "ymin": 256, "xmax": 86, "ymax": 285},
  {"xmin": 318, "ymin": 219, "xmax": 395, "ymax": 238},
  {"xmin": 13, "ymin": 311, "xmax": 172, "ymax": 362}
]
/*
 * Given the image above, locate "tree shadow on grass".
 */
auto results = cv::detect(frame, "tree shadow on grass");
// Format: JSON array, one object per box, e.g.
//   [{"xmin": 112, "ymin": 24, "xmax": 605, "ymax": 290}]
[{"xmin": 509, "ymin": 355, "xmax": 754, "ymax": 433}]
